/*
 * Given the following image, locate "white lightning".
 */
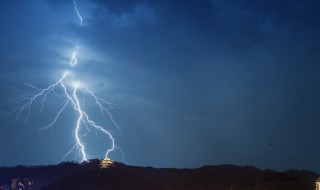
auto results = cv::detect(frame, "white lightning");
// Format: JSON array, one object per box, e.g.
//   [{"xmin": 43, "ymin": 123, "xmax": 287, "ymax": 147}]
[
  {"xmin": 11, "ymin": 73, "xmax": 68, "ymax": 122},
  {"xmin": 12, "ymin": 72, "xmax": 125, "ymax": 163},
  {"xmin": 72, "ymin": 0, "xmax": 83, "ymax": 25},
  {"xmin": 85, "ymin": 88, "xmax": 122, "ymax": 133},
  {"xmin": 11, "ymin": 0, "xmax": 126, "ymax": 164}
]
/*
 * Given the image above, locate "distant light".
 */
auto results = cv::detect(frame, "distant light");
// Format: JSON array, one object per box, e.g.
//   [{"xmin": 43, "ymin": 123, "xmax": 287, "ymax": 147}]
[
  {"xmin": 315, "ymin": 178, "xmax": 320, "ymax": 190},
  {"xmin": 100, "ymin": 158, "xmax": 114, "ymax": 169}
]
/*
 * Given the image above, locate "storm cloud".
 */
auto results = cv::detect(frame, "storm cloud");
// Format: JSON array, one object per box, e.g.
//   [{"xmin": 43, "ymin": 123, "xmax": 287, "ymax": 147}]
[{"xmin": 0, "ymin": 0, "xmax": 320, "ymax": 171}]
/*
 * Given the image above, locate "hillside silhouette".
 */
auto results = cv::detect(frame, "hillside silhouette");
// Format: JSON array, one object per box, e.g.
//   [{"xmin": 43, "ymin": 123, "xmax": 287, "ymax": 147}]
[{"xmin": 0, "ymin": 160, "xmax": 318, "ymax": 190}]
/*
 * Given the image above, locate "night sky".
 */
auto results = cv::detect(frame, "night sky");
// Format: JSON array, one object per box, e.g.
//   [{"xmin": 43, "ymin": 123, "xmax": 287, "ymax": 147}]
[{"xmin": 0, "ymin": 0, "xmax": 320, "ymax": 172}]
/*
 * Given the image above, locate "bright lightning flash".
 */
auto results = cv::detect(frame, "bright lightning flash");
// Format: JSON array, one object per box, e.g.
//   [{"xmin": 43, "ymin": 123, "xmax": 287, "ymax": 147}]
[
  {"xmin": 12, "ymin": 70, "xmax": 125, "ymax": 163},
  {"xmin": 10, "ymin": 0, "xmax": 126, "ymax": 164}
]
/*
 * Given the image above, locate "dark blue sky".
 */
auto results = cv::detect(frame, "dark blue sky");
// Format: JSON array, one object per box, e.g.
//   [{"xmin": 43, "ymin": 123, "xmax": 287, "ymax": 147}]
[{"xmin": 0, "ymin": 0, "xmax": 320, "ymax": 172}]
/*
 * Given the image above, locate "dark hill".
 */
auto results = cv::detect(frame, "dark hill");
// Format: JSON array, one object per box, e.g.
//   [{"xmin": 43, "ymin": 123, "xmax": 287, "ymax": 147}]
[{"xmin": 0, "ymin": 160, "xmax": 318, "ymax": 190}]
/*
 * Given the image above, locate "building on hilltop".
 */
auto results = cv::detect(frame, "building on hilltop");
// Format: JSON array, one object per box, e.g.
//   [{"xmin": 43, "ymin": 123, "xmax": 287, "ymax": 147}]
[
  {"xmin": 316, "ymin": 178, "xmax": 320, "ymax": 190},
  {"xmin": 100, "ymin": 158, "xmax": 114, "ymax": 169}
]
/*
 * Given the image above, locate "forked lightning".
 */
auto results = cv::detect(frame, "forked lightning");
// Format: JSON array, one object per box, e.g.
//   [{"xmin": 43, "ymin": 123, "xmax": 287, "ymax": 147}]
[{"xmin": 11, "ymin": 0, "xmax": 126, "ymax": 163}]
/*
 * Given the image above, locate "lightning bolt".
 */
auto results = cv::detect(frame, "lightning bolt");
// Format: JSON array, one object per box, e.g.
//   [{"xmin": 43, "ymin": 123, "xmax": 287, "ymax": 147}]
[
  {"xmin": 12, "ymin": 71, "xmax": 126, "ymax": 163},
  {"xmin": 10, "ymin": 0, "xmax": 127, "ymax": 164},
  {"xmin": 72, "ymin": 0, "xmax": 83, "ymax": 25}
]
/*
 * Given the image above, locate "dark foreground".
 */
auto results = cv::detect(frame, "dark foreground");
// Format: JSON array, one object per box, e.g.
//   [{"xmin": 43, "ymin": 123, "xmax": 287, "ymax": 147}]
[{"xmin": 0, "ymin": 160, "xmax": 318, "ymax": 190}]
